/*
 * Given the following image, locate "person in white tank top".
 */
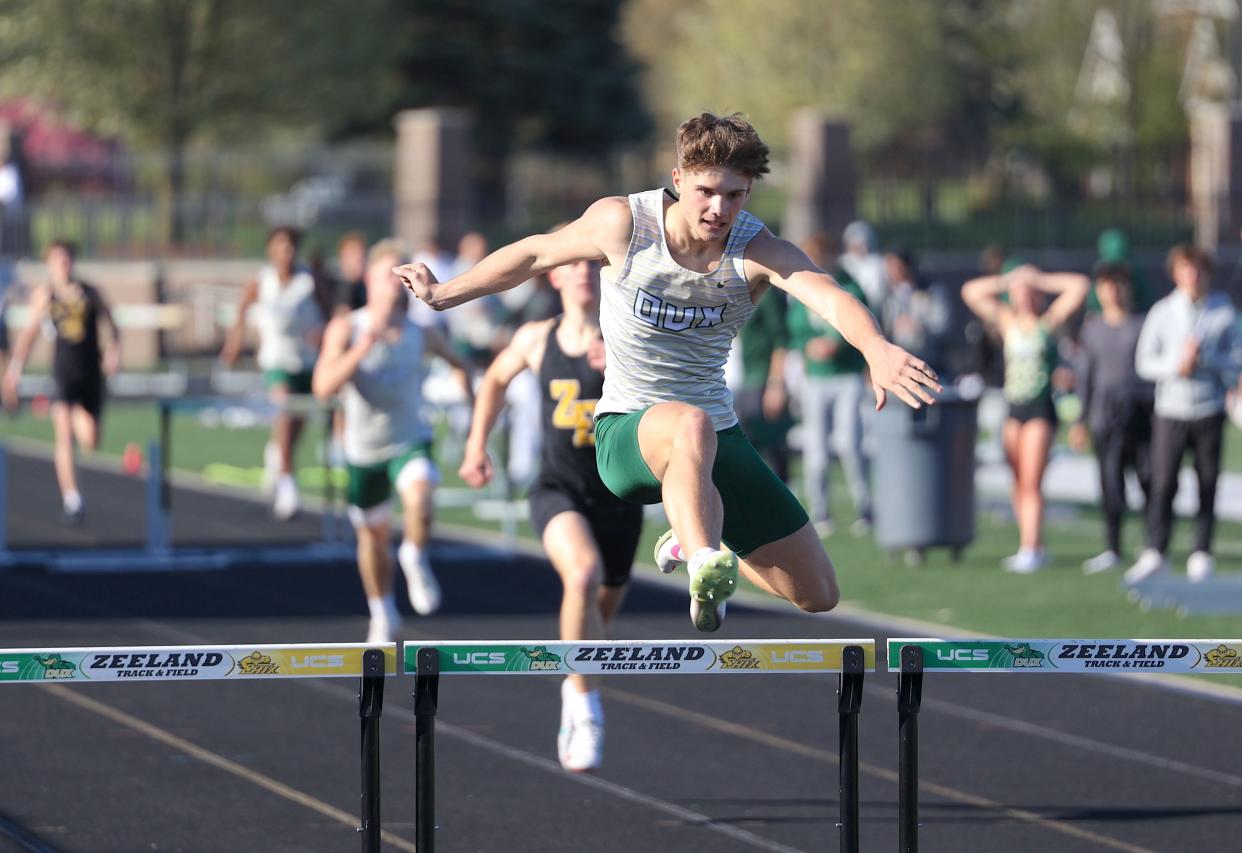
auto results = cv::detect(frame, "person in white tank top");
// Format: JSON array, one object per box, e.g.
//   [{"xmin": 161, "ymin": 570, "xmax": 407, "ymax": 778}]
[
  {"xmin": 220, "ymin": 226, "xmax": 326, "ymax": 521},
  {"xmin": 314, "ymin": 238, "xmax": 474, "ymax": 644},
  {"xmin": 395, "ymin": 113, "xmax": 941, "ymax": 633}
]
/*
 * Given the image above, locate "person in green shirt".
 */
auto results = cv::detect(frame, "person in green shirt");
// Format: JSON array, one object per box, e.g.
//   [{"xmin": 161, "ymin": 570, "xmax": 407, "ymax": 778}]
[
  {"xmin": 734, "ymin": 286, "xmax": 792, "ymax": 480},
  {"xmin": 789, "ymin": 234, "xmax": 872, "ymax": 537}
]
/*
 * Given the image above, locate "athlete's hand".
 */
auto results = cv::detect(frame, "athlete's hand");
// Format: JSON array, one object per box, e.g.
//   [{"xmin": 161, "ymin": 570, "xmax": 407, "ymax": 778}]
[
  {"xmin": 219, "ymin": 334, "xmax": 241, "ymax": 369},
  {"xmin": 458, "ymin": 445, "xmax": 494, "ymax": 488},
  {"xmin": 102, "ymin": 347, "xmax": 120, "ymax": 377},
  {"xmin": 864, "ymin": 340, "xmax": 941, "ymax": 410},
  {"xmin": 393, "ymin": 263, "xmax": 439, "ymax": 309}
]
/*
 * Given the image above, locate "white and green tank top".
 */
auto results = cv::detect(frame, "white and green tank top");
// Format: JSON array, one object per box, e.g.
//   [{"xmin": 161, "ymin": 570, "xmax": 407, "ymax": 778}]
[
  {"xmin": 255, "ymin": 265, "xmax": 321, "ymax": 373},
  {"xmin": 1003, "ymin": 320, "xmax": 1057, "ymax": 404},
  {"xmin": 597, "ymin": 189, "xmax": 764, "ymax": 430},
  {"xmin": 342, "ymin": 310, "xmax": 432, "ymax": 465}
]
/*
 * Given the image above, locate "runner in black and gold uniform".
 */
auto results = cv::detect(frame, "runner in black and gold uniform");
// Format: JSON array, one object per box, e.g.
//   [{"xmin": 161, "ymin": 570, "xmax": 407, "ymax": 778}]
[
  {"xmin": 459, "ymin": 249, "xmax": 643, "ymax": 773},
  {"xmin": 3, "ymin": 240, "xmax": 120, "ymax": 522}
]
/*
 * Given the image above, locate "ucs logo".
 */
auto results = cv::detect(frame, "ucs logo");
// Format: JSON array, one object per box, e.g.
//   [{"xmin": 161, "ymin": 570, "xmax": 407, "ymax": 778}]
[
  {"xmin": 453, "ymin": 652, "xmax": 506, "ymax": 666},
  {"xmin": 0, "ymin": 661, "xmax": 17, "ymax": 674},
  {"xmin": 937, "ymin": 649, "xmax": 988, "ymax": 662},
  {"xmin": 770, "ymin": 650, "xmax": 825, "ymax": 663}
]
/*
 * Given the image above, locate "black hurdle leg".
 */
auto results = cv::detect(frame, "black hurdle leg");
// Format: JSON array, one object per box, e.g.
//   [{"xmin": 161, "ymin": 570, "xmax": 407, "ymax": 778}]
[
  {"xmin": 414, "ymin": 647, "xmax": 440, "ymax": 853},
  {"xmin": 898, "ymin": 645, "xmax": 924, "ymax": 853},
  {"xmin": 838, "ymin": 644, "xmax": 865, "ymax": 853},
  {"xmin": 358, "ymin": 649, "xmax": 385, "ymax": 853}
]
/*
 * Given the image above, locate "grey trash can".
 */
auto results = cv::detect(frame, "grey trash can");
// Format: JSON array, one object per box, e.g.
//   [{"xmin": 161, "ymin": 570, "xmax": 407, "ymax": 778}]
[{"xmin": 871, "ymin": 388, "xmax": 978, "ymax": 556}]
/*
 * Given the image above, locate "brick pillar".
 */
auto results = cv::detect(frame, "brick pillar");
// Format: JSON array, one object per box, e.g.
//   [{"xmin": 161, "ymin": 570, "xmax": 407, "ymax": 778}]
[
  {"xmin": 393, "ymin": 109, "xmax": 475, "ymax": 251},
  {"xmin": 783, "ymin": 111, "xmax": 856, "ymax": 244},
  {"xmin": 1188, "ymin": 103, "xmax": 1242, "ymax": 251}
]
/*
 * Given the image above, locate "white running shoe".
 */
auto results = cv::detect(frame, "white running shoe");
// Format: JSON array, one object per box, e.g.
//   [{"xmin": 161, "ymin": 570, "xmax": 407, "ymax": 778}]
[
  {"xmin": 399, "ymin": 543, "xmax": 442, "ymax": 615},
  {"xmin": 687, "ymin": 549, "xmax": 738, "ymax": 632},
  {"xmin": 653, "ymin": 529, "xmax": 683, "ymax": 574},
  {"xmin": 1187, "ymin": 551, "xmax": 1215, "ymax": 583},
  {"xmin": 1123, "ymin": 549, "xmax": 1170, "ymax": 586},
  {"xmin": 272, "ymin": 475, "xmax": 300, "ymax": 521},
  {"xmin": 1002, "ymin": 548, "xmax": 1047, "ymax": 574},
  {"xmin": 366, "ymin": 616, "xmax": 398, "ymax": 645},
  {"xmin": 558, "ymin": 681, "xmax": 604, "ymax": 772},
  {"xmin": 1082, "ymin": 550, "xmax": 1121, "ymax": 575}
]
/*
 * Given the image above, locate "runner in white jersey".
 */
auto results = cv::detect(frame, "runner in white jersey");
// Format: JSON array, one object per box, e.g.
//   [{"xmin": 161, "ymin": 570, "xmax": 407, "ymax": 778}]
[
  {"xmin": 395, "ymin": 113, "xmax": 940, "ymax": 631},
  {"xmin": 221, "ymin": 226, "xmax": 325, "ymax": 520},
  {"xmin": 314, "ymin": 238, "xmax": 473, "ymax": 643}
]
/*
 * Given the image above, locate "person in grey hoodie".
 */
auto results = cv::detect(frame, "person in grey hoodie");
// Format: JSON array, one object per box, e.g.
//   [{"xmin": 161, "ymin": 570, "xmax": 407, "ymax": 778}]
[{"xmin": 1126, "ymin": 244, "xmax": 1241, "ymax": 585}]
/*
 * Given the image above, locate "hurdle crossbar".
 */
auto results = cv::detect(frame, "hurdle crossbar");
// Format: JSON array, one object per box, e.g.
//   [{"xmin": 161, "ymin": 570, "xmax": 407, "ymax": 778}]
[{"xmin": 406, "ymin": 639, "xmax": 875, "ymax": 853}]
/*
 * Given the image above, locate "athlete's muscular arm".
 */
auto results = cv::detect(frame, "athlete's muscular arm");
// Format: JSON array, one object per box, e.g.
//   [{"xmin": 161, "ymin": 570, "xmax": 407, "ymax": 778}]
[
  {"xmin": 220, "ymin": 278, "xmax": 259, "ymax": 367},
  {"xmin": 2, "ymin": 286, "xmax": 49, "ymax": 410},
  {"xmin": 312, "ymin": 314, "xmax": 376, "ymax": 400},
  {"xmin": 459, "ymin": 319, "xmax": 552, "ymax": 488},
  {"xmin": 747, "ymin": 231, "xmax": 941, "ymax": 410},
  {"xmin": 394, "ymin": 198, "xmax": 631, "ymax": 311},
  {"xmin": 423, "ymin": 325, "xmax": 475, "ymax": 407}
]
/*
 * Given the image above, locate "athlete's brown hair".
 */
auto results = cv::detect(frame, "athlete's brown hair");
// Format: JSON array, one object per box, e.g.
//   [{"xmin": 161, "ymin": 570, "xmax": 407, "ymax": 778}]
[
  {"xmin": 675, "ymin": 113, "xmax": 770, "ymax": 180},
  {"xmin": 1166, "ymin": 243, "xmax": 1214, "ymax": 277}
]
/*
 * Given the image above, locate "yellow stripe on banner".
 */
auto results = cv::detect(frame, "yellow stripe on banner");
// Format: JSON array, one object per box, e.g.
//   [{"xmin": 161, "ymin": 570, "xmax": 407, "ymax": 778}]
[
  {"xmin": 603, "ymin": 688, "xmax": 1158, "ymax": 853},
  {"xmin": 44, "ymin": 685, "xmax": 418, "ymax": 853}
]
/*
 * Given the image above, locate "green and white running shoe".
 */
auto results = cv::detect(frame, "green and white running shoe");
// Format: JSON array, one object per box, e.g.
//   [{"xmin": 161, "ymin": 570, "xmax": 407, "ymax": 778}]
[
  {"xmin": 687, "ymin": 549, "xmax": 738, "ymax": 632},
  {"xmin": 653, "ymin": 529, "xmax": 683, "ymax": 574}
]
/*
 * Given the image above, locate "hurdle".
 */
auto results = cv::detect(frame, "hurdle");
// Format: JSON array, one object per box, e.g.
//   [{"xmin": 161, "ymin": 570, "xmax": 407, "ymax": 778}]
[
  {"xmin": 888, "ymin": 637, "xmax": 1242, "ymax": 852},
  {"xmin": 407, "ymin": 638, "xmax": 875, "ymax": 853},
  {"xmin": 0, "ymin": 642, "xmax": 397, "ymax": 852}
]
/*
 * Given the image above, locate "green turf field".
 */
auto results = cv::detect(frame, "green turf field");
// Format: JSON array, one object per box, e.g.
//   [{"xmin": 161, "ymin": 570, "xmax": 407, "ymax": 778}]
[{"xmin": 4, "ymin": 400, "xmax": 1241, "ymax": 648}]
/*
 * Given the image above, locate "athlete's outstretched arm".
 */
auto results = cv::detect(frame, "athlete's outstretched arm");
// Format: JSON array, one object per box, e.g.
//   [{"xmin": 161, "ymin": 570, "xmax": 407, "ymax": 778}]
[
  {"xmin": 748, "ymin": 232, "xmax": 941, "ymax": 410},
  {"xmin": 394, "ymin": 198, "xmax": 630, "ymax": 311},
  {"xmin": 95, "ymin": 289, "xmax": 122, "ymax": 376},
  {"xmin": 312, "ymin": 314, "xmax": 375, "ymax": 400},
  {"xmin": 459, "ymin": 319, "xmax": 551, "ymax": 488},
  {"xmin": 220, "ymin": 278, "xmax": 259, "ymax": 367}
]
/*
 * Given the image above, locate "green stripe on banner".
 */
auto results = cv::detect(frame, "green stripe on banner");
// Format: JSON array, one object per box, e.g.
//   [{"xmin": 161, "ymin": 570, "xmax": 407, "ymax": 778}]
[
  {"xmin": 404, "ymin": 640, "xmax": 875, "ymax": 675},
  {"xmin": 887, "ymin": 638, "xmax": 1242, "ymax": 674},
  {"xmin": 0, "ymin": 644, "xmax": 398, "ymax": 683}
]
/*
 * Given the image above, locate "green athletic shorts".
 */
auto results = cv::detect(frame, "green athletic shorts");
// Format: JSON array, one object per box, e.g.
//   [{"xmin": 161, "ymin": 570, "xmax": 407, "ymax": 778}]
[
  {"xmin": 347, "ymin": 443, "xmax": 434, "ymax": 510},
  {"xmin": 594, "ymin": 409, "xmax": 808, "ymax": 558},
  {"xmin": 263, "ymin": 369, "xmax": 314, "ymax": 395}
]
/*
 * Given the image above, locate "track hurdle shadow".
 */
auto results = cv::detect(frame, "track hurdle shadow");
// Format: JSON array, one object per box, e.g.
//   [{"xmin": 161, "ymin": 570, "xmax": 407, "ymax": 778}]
[{"xmin": 408, "ymin": 639, "xmax": 874, "ymax": 853}]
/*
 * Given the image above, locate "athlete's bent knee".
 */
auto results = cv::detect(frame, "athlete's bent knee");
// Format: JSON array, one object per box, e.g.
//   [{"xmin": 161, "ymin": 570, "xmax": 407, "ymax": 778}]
[
  {"xmin": 674, "ymin": 408, "xmax": 716, "ymax": 451},
  {"xmin": 560, "ymin": 561, "xmax": 603, "ymax": 599},
  {"xmin": 794, "ymin": 581, "xmax": 840, "ymax": 613}
]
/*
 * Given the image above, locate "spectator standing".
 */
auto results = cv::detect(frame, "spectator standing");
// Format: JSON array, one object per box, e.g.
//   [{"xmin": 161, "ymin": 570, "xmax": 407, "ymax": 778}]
[
  {"xmin": 1068, "ymin": 264, "xmax": 1153, "ymax": 574},
  {"xmin": 789, "ymin": 233, "xmax": 871, "ymax": 537},
  {"xmin": 963, "ymin": 264, "xmax": 1089, "ymax": 573},
  {"xmin": 840, "ymin": 220, "xmax": 888, "ymax": 309},
  {"xmin": 881, "ymin": 248, "xmax": 954, "ymax": 378},
  {"xmin": 1126, "ymin": 245, "xmax": 1241, "ymax": 584}
]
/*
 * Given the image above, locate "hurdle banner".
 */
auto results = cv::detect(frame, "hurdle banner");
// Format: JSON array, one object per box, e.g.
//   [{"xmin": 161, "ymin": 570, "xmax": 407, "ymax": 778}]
[
  {"xmin": 0, "ymin": 643, "xmax": 399, "ymax": 683},
  {"xmin": 406, "ymin": 640, "xmax": 874, "ymax": 853},
  {"xmin": 403, "ymin": 638, "xmax": 876, "ymax": 676},
  {"xmin": 886, "ymin": 637, "xmax": 1242, "ymax": 674}
]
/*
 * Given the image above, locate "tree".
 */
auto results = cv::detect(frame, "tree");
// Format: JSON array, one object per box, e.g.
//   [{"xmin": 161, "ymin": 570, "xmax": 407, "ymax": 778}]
[
  {"xmin": 391, "ymin": 0, "xmax": 650, "ymax": 202},
  {"xmin": 0, "ymin": 0, "xmax": 402, "ymax": 244}
]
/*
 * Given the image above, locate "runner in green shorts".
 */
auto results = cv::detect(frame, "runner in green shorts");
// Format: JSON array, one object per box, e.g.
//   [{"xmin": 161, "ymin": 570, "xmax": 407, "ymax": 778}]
[
  {"xmin": 315, "ymin": 238, "xmax": 473, "ymax": 644},
  {"xmin": 396, "ymin": 114, "xmax": 940, "ymax": 632},
  {"xmin": 221, "ymin": 226, "xmax": 325, "ymax": 521}
]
